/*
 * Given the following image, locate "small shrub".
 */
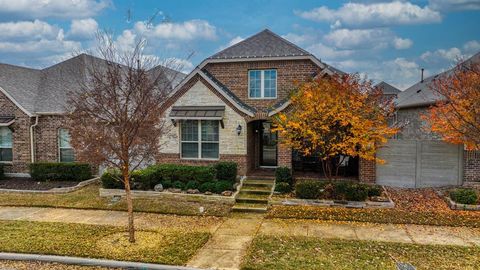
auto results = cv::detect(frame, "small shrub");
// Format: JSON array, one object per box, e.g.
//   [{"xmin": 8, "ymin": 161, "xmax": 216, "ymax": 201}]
[
  {"xmin": 30, "ymin": 162, "xmax": 92, "ymax": 182},
  {"xmin": 141, "ymin": 164, "xmax": 216, "ymax": 187},
  {"xmin": 275, "ymin": 182, "xmax": 291, "ymax": 194},
  {"xmin": 199, "ymin": 182, "xmax": 216, "ymax": 193},
  {"xmin": 295, "ymin": 180, "xmax": 325, "ymax": 199},
  {"xmin": 332, "ymin": 181, "xmax": 352, "ymax": 200},
  {"xmin": 275, "ymin": 167, "xmax": 293, "ymax": 185},
  {"xmin": 214, "ymin": 180, "xmax": 233, "ymax": 194},
  {"xmin": 450, "ymin": 188, "xmax": 478, "ymax": 205},
  {"xmin": 185, "ymin": 180, "xmax": 199, "ymax": 190},
  {"xmin": 172, "ymin": 180, "xmax": 184, "ymax": 190},
  {"xmin": 214, "ymin": 162, "xmax": 237, "ymax": 183},
  {"xmin": 367, "ymin": 185, "xmax": 382, "ymax": 197},
  {"xmin": 101, "ymin": 169, "xmax": 125, "ymax": 189},
  {"xmin": 162, "ymin": 179, "xmax": 172, "ymax": 189},
  {"xmin": 344, "ymin": 184, "xmax": 369, "ymax": 201}
]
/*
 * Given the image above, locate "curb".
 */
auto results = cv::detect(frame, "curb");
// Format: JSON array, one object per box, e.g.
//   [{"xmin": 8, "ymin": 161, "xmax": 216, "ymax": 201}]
[{"xmin": 0, "ymin": 252, "xmax": 203, "ymax": 270}]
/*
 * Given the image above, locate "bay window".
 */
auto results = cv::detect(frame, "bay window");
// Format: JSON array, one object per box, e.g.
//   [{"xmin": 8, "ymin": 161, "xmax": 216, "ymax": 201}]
[
  {"xmin": 0, "ymin": 127, "xmax": 12, "ymax": 162},
  {"xmin": 249, "ymin": 69, "xmax": 277, "ymax": 98},
  {"xmin": 58, "ymin": 128, "xmax": 74, "ymax": 162},
  {"xmin": 181, "ymin": 120, "xmax": 219, "ymax": 159}
]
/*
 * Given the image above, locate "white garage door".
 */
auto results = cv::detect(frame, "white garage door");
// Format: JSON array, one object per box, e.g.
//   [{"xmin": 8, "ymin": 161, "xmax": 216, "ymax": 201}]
[{"xmin": 376, "ymin": 140, "xmax": 463, "ymax": 188}]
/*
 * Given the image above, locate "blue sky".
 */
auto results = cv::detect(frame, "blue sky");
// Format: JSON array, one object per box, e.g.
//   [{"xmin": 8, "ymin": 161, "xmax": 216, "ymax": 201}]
[{"xmin": 0, "ymin": 0, "xmax": 479, "ymax": 89}]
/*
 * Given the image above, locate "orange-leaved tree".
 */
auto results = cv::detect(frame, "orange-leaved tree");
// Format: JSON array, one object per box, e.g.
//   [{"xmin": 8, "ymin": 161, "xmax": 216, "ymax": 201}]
[
  {"xmin": 273, "ymin": 73, "xmax": 398, "ymax": 179},
  {"xmin": 422, "ymin": 60, "xmax": 480, "ymax": 150}
]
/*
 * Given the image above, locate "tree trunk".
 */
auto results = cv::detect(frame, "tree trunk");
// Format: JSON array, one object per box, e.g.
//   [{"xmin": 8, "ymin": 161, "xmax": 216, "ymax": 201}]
[{"xmin": 123, "ymin": 171, "xmax": 135, "ymax": 243}]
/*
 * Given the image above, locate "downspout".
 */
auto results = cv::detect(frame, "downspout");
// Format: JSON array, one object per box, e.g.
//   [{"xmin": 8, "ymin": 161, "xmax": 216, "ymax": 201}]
[{"xmin": 30, "ymin": 116, "xmax": 39, "ymax": 163}]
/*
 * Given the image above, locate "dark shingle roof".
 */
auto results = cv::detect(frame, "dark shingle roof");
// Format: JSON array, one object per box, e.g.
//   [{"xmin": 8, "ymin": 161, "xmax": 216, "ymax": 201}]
[
  {"xmin": 208, "ymin": 29, "xmax": 311, "ymax": 60},
  {"xmin": 376, "ymin": 81, "xmax": 401, "ymax": 95},
  {"xmin": 395, "ymin": 52, "xmax": 480, "ymax": 109},
  {"xmin": 0, "ymin": 54, "xmax": 186, "ymax": 114}
]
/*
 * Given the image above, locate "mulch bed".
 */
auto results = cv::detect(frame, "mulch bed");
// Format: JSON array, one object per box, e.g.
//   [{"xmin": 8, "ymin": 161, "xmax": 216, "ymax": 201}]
[{"xmin": 0, "ymin": 178, "xmax": 80, "ymax": 190}]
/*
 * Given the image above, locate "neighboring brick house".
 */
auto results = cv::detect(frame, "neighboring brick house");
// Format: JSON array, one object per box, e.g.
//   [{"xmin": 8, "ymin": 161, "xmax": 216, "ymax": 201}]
[
  {"xmin": 371, "ymin": 52, "xmax": 480, "ymax": 187},
  {"xmin": 157, "ymin": 29, "xmax": 349, "ymax": 176},
  {"xmin": 0, "ymin": 54, "xmax": 184, "ymax": 177}
]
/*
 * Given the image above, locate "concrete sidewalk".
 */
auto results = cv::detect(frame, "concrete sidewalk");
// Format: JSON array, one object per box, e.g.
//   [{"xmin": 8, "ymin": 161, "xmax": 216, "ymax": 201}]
[{"xmin": 1, "ymin": 206, "xmax": 480, "ymax": 270}]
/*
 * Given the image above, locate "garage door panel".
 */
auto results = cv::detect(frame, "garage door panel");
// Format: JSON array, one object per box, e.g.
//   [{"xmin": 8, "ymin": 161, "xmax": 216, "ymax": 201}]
[{"xmin": 376, "ymin": 140, "xmax": 462, "ymax": 188}]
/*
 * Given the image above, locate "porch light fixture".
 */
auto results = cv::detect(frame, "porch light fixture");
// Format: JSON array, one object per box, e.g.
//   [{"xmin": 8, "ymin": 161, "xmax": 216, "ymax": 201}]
[{"xmin": 236, "ymin": 124, "xmax": 242, "ymax": 136}]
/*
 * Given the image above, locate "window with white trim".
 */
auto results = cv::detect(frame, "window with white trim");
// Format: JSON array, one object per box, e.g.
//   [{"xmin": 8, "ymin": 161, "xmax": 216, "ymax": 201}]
[
  {"xmin": 249, "ymin": 69, "xmax": 277, "ymax": 98},
  {"xmin": 58, "ymin": 128, "xmax": 74, "ymax": 162},
  {"xmin": 181, "ymin": 120, "xmax": 219, "ymax": 159},
  {"xmin": 0, "ymin": 127, "xmax": 12, "ymax": 162}
]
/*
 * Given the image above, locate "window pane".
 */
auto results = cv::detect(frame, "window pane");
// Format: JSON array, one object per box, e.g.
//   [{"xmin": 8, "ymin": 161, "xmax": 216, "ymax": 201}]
[
  {"xmin": 182, "ymin": 142, "xmax": 199, "ymax": 158},
  {"xmin": 181, "ymin": 120, "xmax": 198, "ymax": 141},
  {"xmin": 249, "ymin": 70, "xmax": 261, "ymax": 98},
  {"xmin": 0, "ymin": 127, "xmax": 12, "ymax": 148},
  {"xmin": 201, "ymin": 143, "xmax": 219, "ymax": 159},
  {"xmin": 0, "ymin": 148, "xmax": 12, "ymax": 162},
  {"xmin": 264, "ymin": 70, "xmax": 277, "ymax": 98},
  {"xmin": 60, "ymin": 149, "xmax": 75, "ymax": 163},
  {"xmin": 201, "ymin": 120, "xmax": 219, "ymax": 142},
  {"xmin": 59, "ymin": 128, "xmax": 71, "ymax": 148}
]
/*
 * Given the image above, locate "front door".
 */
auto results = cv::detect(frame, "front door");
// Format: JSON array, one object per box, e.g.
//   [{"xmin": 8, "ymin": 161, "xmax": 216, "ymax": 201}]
[{"xmin": 260, "ymin": 122, "xmax": 277, "ymax": 167}]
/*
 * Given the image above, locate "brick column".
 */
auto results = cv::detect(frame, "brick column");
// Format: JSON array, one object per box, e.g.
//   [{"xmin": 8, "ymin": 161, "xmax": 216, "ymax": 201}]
[
  {"xmin": 359, "ymin": 158, "xmax": 376, "ymax": 183},
  {"xmin": 277, "ymin": 142, "xmax": 292, "ymax": 168},
  {"xmin": 464, "ymin": 150, "xmax": 480, "ymax": 182}
]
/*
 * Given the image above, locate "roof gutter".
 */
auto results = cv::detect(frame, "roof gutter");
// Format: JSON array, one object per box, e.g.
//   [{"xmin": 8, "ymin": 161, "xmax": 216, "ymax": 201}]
[{"xmin": 30, "ymin": 116, "xmax": 39, "ymax": 163}]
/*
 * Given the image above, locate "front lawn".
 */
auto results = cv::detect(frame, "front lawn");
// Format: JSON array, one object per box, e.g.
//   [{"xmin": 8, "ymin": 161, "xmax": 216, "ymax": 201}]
[
  {"xmin": 268, "ymin": 188, "xmax": 480, "ymax": 227},
  {"xmin": 0, "ymin": 183, "xmax": 231, "ymax": 216},
  {"xmin": 241, "ymin": 236, "xmax": 480, "ymax": 270},
  {"xmin": 0, "ymin": 220, "xmax": 210, "ymax": 266},
  {"xmin": 0, "ymin": 260, "xmax": 118, "ymax": 270}
]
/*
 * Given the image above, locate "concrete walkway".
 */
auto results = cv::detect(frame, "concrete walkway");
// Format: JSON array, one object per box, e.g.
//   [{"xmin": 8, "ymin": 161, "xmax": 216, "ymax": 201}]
[{"xmin": 1, "ymin": 206, "xmax": 480, "ymax": 270}]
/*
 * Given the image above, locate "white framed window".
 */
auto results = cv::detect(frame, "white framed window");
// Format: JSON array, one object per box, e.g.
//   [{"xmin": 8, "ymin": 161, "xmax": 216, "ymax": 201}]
[
  {"xmin": 180, "ymin": 120, "xmax": 219, "ymax": 159},
  {"xmin": 248, "ymin": 69, "xmax": 277, "ymax": 99},
  {"xmin": 58, "ymin": 128, "xmax": 74, "ymax": 162},
  {"xmin": 0, "ymin": 127, "xmax": 13, "ymax": 162}
]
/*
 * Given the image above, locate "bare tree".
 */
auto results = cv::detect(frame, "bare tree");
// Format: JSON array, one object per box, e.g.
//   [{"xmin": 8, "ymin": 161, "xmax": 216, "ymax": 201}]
[{"xmin": 67, "ymin": 32, "xmax": 182, "ymax": 242}]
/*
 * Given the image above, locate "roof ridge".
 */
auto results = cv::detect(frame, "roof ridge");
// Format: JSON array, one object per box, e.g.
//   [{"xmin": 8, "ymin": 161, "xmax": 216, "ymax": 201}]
[
  {"xmin": 0, "ymin": 62, "xmax": 41, "ymax": 72},
  {"xmin": 208, "ymin": 30, "xmax": 266, "ymax": 59},
  {"xmin": 262, "ymin": 29, "xmax": 311, "ymax": 56}
]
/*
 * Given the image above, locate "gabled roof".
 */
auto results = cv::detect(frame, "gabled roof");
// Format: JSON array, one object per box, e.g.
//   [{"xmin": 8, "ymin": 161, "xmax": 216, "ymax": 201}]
[
  {"xmin": 0, "ymin": 54, "xmax": 186, "ymax": 115},
  {"xmin": 395, "ymin": 51, "xmax": 480, "ymax": 109},
  {"xmin": 209, "ymin": 29, "xmax": 311, "ymax": 59},
  {"xmin": 376, "ymin": 81, "xmax": 401, "ymax": 95}
]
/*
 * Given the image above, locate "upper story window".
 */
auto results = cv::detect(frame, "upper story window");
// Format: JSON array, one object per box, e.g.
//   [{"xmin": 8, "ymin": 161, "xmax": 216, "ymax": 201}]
[
  {"xmin": 249, "ymin": 69, "xmax": 277, "ymax": 99},
  {"xmin": 58, "ymin": 128, "xmax": 74, "ymax": 162},
  {"xmin": 0, "ymin": 127, "xmax": 13, "ymax": 162},
  {"xmin": 180, "ymin": 120, "xmax": 219, "ymax": 159}
]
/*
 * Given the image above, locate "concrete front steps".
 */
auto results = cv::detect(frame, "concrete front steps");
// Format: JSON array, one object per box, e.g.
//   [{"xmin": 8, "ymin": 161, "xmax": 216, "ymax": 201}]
[{"xmin": 232, "ymin": 178, "xmax": 274, "ymax": 213}]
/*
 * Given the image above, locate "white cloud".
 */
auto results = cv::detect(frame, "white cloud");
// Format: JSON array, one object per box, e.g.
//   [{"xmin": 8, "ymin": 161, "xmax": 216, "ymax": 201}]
[
  {"xmin": 428, "ymin": 0, "xmax": 480, "ymax": 11},
  {"xmin": 0, "ymin": 20, "xmax": 59, "ymax": 41},
  {"xmin": 0, "ymin": 0, "xmax": 110, "ymax": 19},
  {"xmin": 463, "ymin": 40, "xmax": 480, "ymax": 53},
  {"xmin": 306, "ymin": 43, "xmax": 355, "ymax": 60},
  {"xmin": 393, "ymin": 37, "xmax": 413, "ymax": 49},
  {"xmin": 296, "ymin": 1, "xmax": 442, "ymax": 28},
  {"xmin": 134, "ymin": 19, "xmax": 217, "ymax": 41},
  {"xmin": 115, "ymin": 30, "xmax": 137, "ymax": 52},
  {"xmin": 68, "ymin": 18, "xmax": 98, "ymax": 40},
  {"xmin": 324, "ymin": 28, "xmax": 412, "ymax": 50},
  {"xmin": 421, "ymin": 47, "xmax": 463, "ymax": 63},
  {"xmin": 165, "ymin": 57, "xmax": 194, "ymax": 73},
  {"xmin": 227, "ymin": 36, "xmax": 244, "ymax": 47}
]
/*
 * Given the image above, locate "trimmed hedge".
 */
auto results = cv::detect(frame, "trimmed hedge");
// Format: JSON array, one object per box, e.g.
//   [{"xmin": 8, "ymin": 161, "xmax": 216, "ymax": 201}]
[
  {"xmin": 295, "ymin": 180, "xmax": 381, "ymax": 201},
  {"xmin": 0, "ymin": 164, "xmax": 4, "ymax": 180},
  {"xmin": 275, "ymin": 167, "xmax": 293, "ymax": 185},
  {"xmin": 275, "ymin": 182, "xmax": 291, "ymax": 194},
  {"xmin": 139, "ymin": 164, "xmax": 216, "ymax": 190},
  {"xmin": 450, "ymin": 188, "xmax": 478, "ymax": 205},
  {"xmin": 100, "ymin": 169, "xmax": 125, "ymax": 189},
  {"xmin": 214, "ymin": 162, "xmax": 237, "ymax": 183},
  {"xmin": 30, "ymin": 162, "xmax": 92, "ymax": 182}
]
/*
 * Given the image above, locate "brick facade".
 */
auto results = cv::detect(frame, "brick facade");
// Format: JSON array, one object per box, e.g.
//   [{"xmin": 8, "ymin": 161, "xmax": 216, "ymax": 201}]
[
  {"xmin": 464, "ymin": 150, "xmax": 480, "ymax": 182},
  {"xmin": 34, "ymin": 115, "xmax": 70, "ymax": 162},
  {"xmin": 359, "ymin": 158, "xmax": 376, "ymax": 183},
  {"xmin": 0, "ymin": 91, "xmax": 32, "ymax": 174},
  {"xmin": 203, "ymin": 60, "xmax": 320, "ymax": 111}
]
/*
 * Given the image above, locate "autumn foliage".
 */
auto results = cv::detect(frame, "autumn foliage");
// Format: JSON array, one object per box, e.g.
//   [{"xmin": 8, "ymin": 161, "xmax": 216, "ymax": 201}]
[
  {"xmin": 273, "ymin": 73, "xmax": 398, "ymax": 178},
  {"xmin": 423, "ymin": 60, "xmax": 480, "ymax": 150}
]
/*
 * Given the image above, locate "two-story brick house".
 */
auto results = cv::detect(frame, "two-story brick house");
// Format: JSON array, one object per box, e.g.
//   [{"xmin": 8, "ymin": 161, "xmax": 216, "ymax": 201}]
[
  {"xmin": 157, "ymin": 29, "xmax": 346, "ymax": 176},
  {"xmin": 0, "ymin": 54, "xmax": 184, "ymax": 177}
]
